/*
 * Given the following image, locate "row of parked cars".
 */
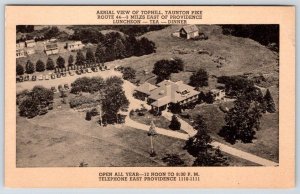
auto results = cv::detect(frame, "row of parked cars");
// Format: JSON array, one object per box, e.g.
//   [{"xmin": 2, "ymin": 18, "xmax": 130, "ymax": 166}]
[
  {"xmin": 16, "ymin": 71, "xmax": 74, "ymax": 82},
  {"xmin": 16, "ymin": 65, "xmax": 111, "ymax": 83}
]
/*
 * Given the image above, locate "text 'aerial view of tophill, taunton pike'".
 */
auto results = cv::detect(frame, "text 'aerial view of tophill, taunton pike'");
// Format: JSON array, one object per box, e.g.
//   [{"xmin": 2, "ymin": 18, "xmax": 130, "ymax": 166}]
[{"xmin": 16, "ymin": 24, "xmax": 279, "ymax": 167}]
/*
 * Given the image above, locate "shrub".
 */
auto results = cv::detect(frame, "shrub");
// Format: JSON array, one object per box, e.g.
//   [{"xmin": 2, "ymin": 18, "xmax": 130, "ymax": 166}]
[
  {"xmin": 46, "ymin": 58, "xmax": 55, "ymax": 70},
  {"xmin": 162, "ymin": 154, "xmax": 185, "ymax": 166},
  {"xmin": 85, "ymin": 111, "xmax": 92, "ymax": 121},
  {"xmin": 25, "ymin": 60, "xmax": 35, "ymax": 74},
  {"xmin": 69, "ymin": 96, "xmax": 96, "ymax": 108},
  {"xmin": 36, "ymin": 60, "xmax": 45, "ymax": 72},
  {"xmin": 16, "ymin": 64, "xmax": 24, "ymax": 75},
  {"xmin": 169, "ymin": 115, "xmax": 181, "ymax": 130}
]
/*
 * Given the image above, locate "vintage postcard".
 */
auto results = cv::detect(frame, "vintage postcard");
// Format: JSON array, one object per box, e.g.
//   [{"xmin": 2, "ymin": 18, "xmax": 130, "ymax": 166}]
[{"xmin": 5, "ymin": 6, "xmax": 295, "ymax": 188}]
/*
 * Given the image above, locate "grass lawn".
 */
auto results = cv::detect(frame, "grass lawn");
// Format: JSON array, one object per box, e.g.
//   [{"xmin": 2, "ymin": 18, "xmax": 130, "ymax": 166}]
[
  {"xmin": 181, "ymin": 101, "xmax": 279, "ymax": 163},
  {"xmin": 16, "ymin": 97, "xmax": 259, "ymax": 167},
  {"xmin": 130, "ymin": 109, "xmax": 187, "ymax": 134},
  {"xmin": 16, "ymin": 103, "xmax": 194, "ymax": 167}
]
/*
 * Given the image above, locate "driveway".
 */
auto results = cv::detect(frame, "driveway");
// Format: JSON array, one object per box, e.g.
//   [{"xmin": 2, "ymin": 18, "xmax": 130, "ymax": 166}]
[{"xmin": 122, "ymin": 80, "xmax": 278, "ymax": 166}]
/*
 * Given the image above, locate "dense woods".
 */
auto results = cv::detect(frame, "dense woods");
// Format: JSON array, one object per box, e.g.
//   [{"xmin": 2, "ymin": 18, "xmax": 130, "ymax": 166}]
[{"xmin": 221, "ymin": 25, "xmax": 279, "ymax": 51}]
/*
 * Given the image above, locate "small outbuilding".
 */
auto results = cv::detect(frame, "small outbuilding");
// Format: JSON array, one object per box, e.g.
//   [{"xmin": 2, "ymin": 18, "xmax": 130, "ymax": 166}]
[{"xmin": 172, "ymin": 25, "xmax": 199, "ymax": 39}]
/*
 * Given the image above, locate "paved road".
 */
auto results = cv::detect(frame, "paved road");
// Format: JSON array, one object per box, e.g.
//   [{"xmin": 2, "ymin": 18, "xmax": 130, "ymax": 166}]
[
  {"xmin": 16, "ymin": 69, "xmax": 122, "ymax": 93},
  {"xmin": 123, "ymin": 80, "xmax": 279, "ymax": 167}
]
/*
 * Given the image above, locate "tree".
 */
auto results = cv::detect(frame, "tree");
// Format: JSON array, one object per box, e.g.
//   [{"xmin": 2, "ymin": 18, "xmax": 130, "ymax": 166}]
[
  {"xmin": 56, "ymin": 56, "xmax": 65, "ymax": 69},
  {"xmin": 25, "ymin": 60, "xmax": 35, "ymax": 74},
  {"xmin": 75, "ymin": 50, "xmax": 86, "ymax": 66},
  {"xmin": 102, "ymin": 86, "xmax": 129, "ymax": 124},
  {"xmin": 104, "ymin": 44, "xmax": 116, "ymax": 62},
  {"xmin": 114, "ymin": 38, "xmax": 126, "ymax": 59},
  {"xmin": 46, "ymin": 57, "xmax": 55, "ymax": 70},
  {"xmin": 85, "ymin": 48, "xmax": 95, "ymax": 64},
  {"xmin": 106, "ymin": 76, "xmax": 124, "ymax": 88},
  {"xmin": 17, "ymin": 25, "xmax": 34, "ymax": 33},
  {"xmin": 184, "ymin": 115, "xmax": 228, "ymax": 166},
  {"xmin": 122, "ymin": 67, "xmax": 136, "ymax": 81},
  {"xmin": 205, "ymin": 91, "xmax": 214, "ymax": 104},
  {"xmin": 44, "ymin": 26, "xmax": 59, "ymax": 39},
  {"xmin": 68, "ymin": 55, "xmax": 74, "ymax": 67},
  {"xmin": 193, "ymin": 147, "xmax": 228, "ymax": 166},
  {"xmin": 198, "ymin": 91, "xmax": 206, "ymax": 103},
  {"xmin": 16, "ymin": 64, "xmax": 24, "ymax": 75},
  {"xmin": 169, "ymin": 115, "xmax": 181, "ymax": 130},
  {"xmin": 139, "ymin": 37, "xmax": 156, "ymax": 55},
  {"xmin": 19, "ymin": 96, "xmax": 40, "ymax": 118},
  {"xmin": 125, "ymin": 35, "xmax": 139, "ymax": 57},
  {"xmin": 189, "ymin": 68, "xmax": 209, "ymax": 87},
  {"xmin": 152, "ymin": 59, "xmax": 172, "ymax": 83},
  {"xmin": 95, "ymin": 43, "xmax": 106, "ymax": 64},
  {"xmin": 171, "ymin": 57, "xmax": 184, "ymax": 72},
  {"xmin": 18, "ymin": 86, "xmax": 54, "ymax": 118},
  {"xmin": 220, "ymin": 96, "xmax": 261, "ymax": 144},
  {"xmin": 264, "ymin": 89, "xmax": 276, "ymax": 113},
  {"xmin": 184, "ymin": 115, "xmax": 212, "ymax": 157},
  {"xmin": 35, "ymin": 60, "xmax": 45, "ymax": 72}
]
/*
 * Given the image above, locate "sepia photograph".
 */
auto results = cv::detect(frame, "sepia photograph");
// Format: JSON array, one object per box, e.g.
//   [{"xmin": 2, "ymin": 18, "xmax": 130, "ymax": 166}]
[
  {"xmin": 15, "ymin": 24, "xmax": 279, "ymax": 168},
  {"xmin": 5, "ymin": 5, "xmax": 295, "ymax": 188}
]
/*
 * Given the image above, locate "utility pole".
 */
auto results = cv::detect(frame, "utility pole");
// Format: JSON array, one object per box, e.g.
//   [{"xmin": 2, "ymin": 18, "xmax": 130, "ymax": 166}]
[{"xmin": 147, "ymin": 120, "xmax": 158, "ymax": 157}]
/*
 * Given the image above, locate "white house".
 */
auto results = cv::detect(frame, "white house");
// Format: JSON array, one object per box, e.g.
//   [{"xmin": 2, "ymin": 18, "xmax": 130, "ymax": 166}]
[{"xmin": 66, "ymin": 41, "xmax": 84, "ymax": 51}]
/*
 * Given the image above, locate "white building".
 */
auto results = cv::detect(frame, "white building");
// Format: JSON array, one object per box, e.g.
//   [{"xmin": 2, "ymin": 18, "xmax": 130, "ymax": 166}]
[{"xmin": 66, "ymin": 41, "xmax": 84, "ymax": 51}]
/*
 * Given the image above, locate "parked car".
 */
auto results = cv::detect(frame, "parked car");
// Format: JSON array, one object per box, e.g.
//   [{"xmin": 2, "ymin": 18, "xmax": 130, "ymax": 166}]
[
  {"xmin": 100, "ymin": 66, "xmax": 105, "ymax": 71},
  {"xmin": 81, "ymin": 69, "xmax": 86, "ymax": 74},
  {"xmin": 24, "ymin": 75, "xmax": 30, "ymax": 81},
  {"xmin": 51, "ymin": 86, "xmax": 57, "ymax": 93},
  {"xmin": 105, "ymin": 66, "xmax": 110, "ymax": 70},
  {"xmin": 17, "ymin": 76, "xmax": 23, "ymax": 82},
  {"xmin": 58, "ymin": 85, "xmax": 63, "ymax": 92},
  {"xmin": 31, "ymin": 75, "xmax": 37, "ymax": 81},
  {"xmin": 38, "ymin": 75, "xmax": 43, "ymax": 80},
  {"xmin": 56, "ymin": 73, "xmax": 61, "ymax": 78},
  {"xmin": 69, "ymin": 71, "xmax": 75, "ymax": 76},
  {"xmin": 87, "ymin": 68, "xmax": 92, "ymax": 73},
  {"xmin": 51, "ymin": 73, "xmax": 56, "ymax": 79},
  {"xmin": 64, "ymin": 84, "xmax": 69, "ymax": 90},
  {"xmin": 45, "ymin": 75, "xmax": 50, "ymax": 80},
  {"xmin": 76, "ymin": 70, "xmax": 81, "ymax": 75}
]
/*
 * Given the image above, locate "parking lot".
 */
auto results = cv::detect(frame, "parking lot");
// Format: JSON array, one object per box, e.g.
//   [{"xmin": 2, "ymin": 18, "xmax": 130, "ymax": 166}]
[{"xmin": 16, "ymin": 68, "xmax": 122, "ymax": 93}]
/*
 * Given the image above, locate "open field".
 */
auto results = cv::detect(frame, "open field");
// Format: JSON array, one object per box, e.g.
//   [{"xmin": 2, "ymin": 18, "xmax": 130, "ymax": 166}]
[
  {"xmin": 16, "ymin": 105, "xmax": 192, "ymax": 167},
  {"xmin": 120, "ymin": 25, "xmax": 279, "ymax": 85}
]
